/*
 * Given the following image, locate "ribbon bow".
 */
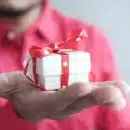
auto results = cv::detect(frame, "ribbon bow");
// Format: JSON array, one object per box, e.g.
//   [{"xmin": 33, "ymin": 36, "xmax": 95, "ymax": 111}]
[
  {"xmin": 29, "ymin": 28, "xmax": 87, "ymax": 58},
  {"xmin": 24, "ymin": 28, "xmax": 88, "ymax": 90}
]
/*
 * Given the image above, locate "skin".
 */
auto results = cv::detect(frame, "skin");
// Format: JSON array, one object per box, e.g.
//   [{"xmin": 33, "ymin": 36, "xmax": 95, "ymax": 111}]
[
  {"xmin": 0, "ymin": 72, "xmax": 129, "ymax": 122},
  {"xmin": 0, "ymin": 0, "xmax": 129, "ymax": 122},
  {"xmin": 0, "ymin": 0, "xmax": 43, "ymax": 34}
]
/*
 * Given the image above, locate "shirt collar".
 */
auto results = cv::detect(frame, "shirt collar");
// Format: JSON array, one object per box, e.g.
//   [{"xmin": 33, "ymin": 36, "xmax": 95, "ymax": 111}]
[{"xmin": 35, "ymin": 0, "xmax": 61, "ymax": 43}]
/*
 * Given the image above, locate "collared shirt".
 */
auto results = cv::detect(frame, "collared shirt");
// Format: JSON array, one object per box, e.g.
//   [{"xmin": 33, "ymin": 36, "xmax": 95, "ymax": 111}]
[{"xmin": 0, "ymin": 1, "xmax": 129, "ymax": 130}]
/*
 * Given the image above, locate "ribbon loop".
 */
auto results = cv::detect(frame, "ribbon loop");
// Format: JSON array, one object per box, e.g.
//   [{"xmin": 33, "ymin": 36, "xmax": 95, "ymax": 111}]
[{"xmin": 29, "ymin": 28, "xmax": 87, "ymax": 57}]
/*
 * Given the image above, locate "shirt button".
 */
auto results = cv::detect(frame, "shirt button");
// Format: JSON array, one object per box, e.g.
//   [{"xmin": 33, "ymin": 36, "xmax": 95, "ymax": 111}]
[{"xmin": 6, "ymin": 31, "xmax": 16, "ymax": 41}]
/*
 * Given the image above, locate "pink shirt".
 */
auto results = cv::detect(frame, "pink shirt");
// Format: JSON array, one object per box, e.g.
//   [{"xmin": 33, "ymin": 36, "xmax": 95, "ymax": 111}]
[{"xmin": 0, "ymin": 1, "xmax": 130, "ymax": 130}]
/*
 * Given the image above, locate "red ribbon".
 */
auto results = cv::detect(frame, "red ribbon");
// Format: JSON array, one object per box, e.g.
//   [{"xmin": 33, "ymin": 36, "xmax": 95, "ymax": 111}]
[
  {"xmin": 61, "ymin": 53, "xmax": 69, "ymax": 88},
  {"xmin": 24, "ymin": 28, "xmax": 88, "ymax": 90}
]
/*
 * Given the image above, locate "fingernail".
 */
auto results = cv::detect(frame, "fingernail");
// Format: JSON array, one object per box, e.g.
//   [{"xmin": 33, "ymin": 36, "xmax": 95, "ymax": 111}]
[
  {"xmin": 122, "ymin": 82, "xmax": 130, "ymax": 92},
  {"xmin": 112, "ymin": 98, "xmax": 126, "ymax": 111},
  {"xmin": 122, "ymin": 82, "xmax": 130, "ymax": 87}
]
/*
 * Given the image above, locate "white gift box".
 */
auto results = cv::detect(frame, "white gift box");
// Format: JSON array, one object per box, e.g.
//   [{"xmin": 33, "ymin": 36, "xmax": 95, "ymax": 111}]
[{"xmin": 26, "ymin": 50, "xmax": 91, "ymax": 91}]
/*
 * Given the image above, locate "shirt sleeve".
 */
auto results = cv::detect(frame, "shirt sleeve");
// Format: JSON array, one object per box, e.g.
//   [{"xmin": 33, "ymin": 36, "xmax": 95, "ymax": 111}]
[{"xmin": 91, "ymin": 27, "xmax": 130, "ymax": 130}]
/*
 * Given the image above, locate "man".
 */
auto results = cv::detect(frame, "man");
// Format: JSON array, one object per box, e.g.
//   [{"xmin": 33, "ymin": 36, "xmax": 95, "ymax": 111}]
[{"xmin": 0, "ymin": 0, "xmax": 129, "ymax": 130}]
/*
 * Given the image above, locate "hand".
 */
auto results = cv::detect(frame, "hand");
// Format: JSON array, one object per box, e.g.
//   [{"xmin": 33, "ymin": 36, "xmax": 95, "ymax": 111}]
[{"xmin": 0, "ymin": 72, "xmax": 129, "ymax": 122}]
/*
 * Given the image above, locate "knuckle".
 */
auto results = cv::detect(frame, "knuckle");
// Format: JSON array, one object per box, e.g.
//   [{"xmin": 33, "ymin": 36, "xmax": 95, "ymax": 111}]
[
  {"xmin": 70, "ymin": 82, "xmax": 91, "ymax": 96},
  {"xmin": 90, "ymin": 86, "xmax": 122, "ymax": 105}
]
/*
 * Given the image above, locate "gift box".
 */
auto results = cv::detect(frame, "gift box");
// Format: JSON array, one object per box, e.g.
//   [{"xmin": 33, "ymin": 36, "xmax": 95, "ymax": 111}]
[{"xmin": 24, "ymin": 29, "xmax": 91, "ymax": 91}]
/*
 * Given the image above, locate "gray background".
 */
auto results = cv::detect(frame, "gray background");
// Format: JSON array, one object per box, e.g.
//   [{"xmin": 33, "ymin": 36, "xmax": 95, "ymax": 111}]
[{"xmin": 52, "ymin": 0, "xmax": 130, "ymax": 83}]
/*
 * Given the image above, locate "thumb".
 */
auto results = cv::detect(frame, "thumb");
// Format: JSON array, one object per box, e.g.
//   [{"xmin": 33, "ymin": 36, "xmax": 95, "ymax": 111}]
[
  {"xmin": 0, "ymin": 71, "xmax": 31, "ymax": 98},
  {"xmin": 0, "ymin": 72, "xmax": 14, "ymax": 98}
]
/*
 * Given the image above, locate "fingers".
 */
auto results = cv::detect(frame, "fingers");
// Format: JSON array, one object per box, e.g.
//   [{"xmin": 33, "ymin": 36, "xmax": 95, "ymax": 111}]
[
  {"xmin": 60, "ymin": 85, "xmax": 126, "ymax": 117},
  {"xmin": 113, "ymin": 81, "xmax": 130, "ymax": 96},
  {"xmin": 89, "ymin": 85, "xmax": 126, "ymax": 110},
  {"xmin": 25, "ymin": 82, "xmax": 127, "ymax": 120},
  {"xmin": 93, "ymin": 81, "xmax": 130, "ymax": 96},
  {"xmin": 40, "ymin": 81, "xmax": 129, "ymax": 112}
]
